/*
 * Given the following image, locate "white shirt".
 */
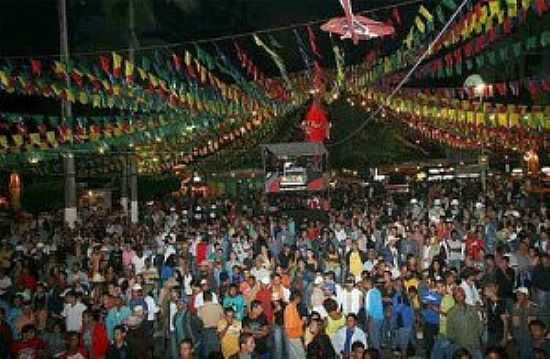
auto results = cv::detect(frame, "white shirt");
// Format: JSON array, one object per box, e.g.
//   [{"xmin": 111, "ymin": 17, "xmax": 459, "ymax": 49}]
[
  {"xmin": 332, "ymin": 325, "xmax": 367, "ymax": 354},
  {"xmin": 132, "ymin": 255, "xmax": 147, "ymax": 274},
  {"xmin": 62, "ymin": 302, "xmax": 87, "ymax": 332},
  {"xmin": 169, "ymin": 302, "xmax": 177, "ymax": 332},
  {"xmin": 460, "ymin": 281, "xmax": 482, "ymax": 306},
  {"xmin": 337, "ymin": 288, "xmax": 363, "ymax": 315},
  {"xmin": 194, "ymin": 291, "xmax": 219, "ymax": 308},
  {"xmin": 144, "ymin": 295, "xmax": 159, "ymax": 321},
  {"xmin": 0, "ymin": 275, "xmax": 12, "ymax": 295}
]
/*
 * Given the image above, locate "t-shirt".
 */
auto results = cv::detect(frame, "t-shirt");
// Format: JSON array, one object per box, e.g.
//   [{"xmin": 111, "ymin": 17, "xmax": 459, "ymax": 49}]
[
  {"xmin": 242, "ymin": 313, "xmax": 269, "ymax": 354},
  {"xmin": 217, "ymin": 319, "xmax": 242, "ymax": 359},
  {"xmin": 486, "ymin": 299, "xmax": 506, "ymax": 338}
]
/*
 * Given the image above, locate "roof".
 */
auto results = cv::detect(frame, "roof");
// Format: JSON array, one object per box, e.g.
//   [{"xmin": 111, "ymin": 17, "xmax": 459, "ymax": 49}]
[{"xmin": 262, "ymin": 142, "xmax": 328, "ymax": 158}]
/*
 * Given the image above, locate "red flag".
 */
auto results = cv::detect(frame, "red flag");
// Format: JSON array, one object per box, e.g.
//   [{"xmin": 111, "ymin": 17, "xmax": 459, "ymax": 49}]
[
  {"xmin": 172, "ymin": 54, "xmax": 182, "ymax": 72},
  {"xmin": 534, "ymin": 0, "xmax": 549, "ymax": 16},
  {"xmin": 30, "ymin": 59, "xmax": 42, "ymax": 76},
  {"xmin": 392, "ymin": 8, "xmax": 402, "ymax": 26},
  {"xmin": 307, "ymin": 26, "xmax": 322, "ymax": 59},
  {"xmin": 99, "ymin": 55, "xmax": 111, "ymax": 74}
]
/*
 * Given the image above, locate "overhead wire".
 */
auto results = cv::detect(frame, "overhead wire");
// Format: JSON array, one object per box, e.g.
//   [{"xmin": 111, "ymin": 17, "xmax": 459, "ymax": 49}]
[
  {"xmin": 0, "ymin": 0, "xmax": 425, "ymax": 60},
  {"xmin": 328, "ymin": 0, "xmax": 471, "ymax": 148}
]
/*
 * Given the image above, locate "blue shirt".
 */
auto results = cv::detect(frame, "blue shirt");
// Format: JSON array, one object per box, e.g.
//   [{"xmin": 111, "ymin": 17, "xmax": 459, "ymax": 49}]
[
  {"xmin": 365, "ymin": 288, "xmax": 384, "ymax": 320},
  {"xmin": 106, "ymin": 306, "xmax": 132, "ymax": 341},
  {"xmin": 420, "ymin": 290, "xmax": 442, "ymax": 324},
  {"xmin": 223, "ymin": 294, "xmax": 246, "ymax": 320}
]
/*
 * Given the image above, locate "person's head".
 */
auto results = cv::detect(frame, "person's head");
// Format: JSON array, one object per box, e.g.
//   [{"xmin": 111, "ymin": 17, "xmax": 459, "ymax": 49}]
[
  {"xmin": 484, "ymin": 346, "xmax": 508, "ymax": 359},
  {"xmin": 351, "ymin": 341, "xmax": 365, "ymax": 359},
  {"xmin": 435, "ymin": 279, "xmax": 446, "ymax": 294},
  {"xmin": 224, "ymin": 307, "xmax": 235, "ymax": 323},
  {"xmin": 289, "ymin": 290, "xmax": 302, "ymax": 304},
  {"xmin": 308, "ymin": 317, "xmax": 322, "ymax": 335},
  {"xmin": 179, "ymin": 338, "xmax": 194, "ymax": 358},
  {"xmin": 363, "ymin": 348, "xmax": 381, "ymax": 359},
  {"xmin": 203, "ymin": 290, "xmax": 213, "ymax": 303},
  {"xmin": 346, "ymin": 313, "xmax": 358, "ymax": 329},
  {"xmin": 65, "ymin": 291, "xmax": 76, "ymax": 305},
  {"xmin": 113, "ymin": 325, "xmax": 127, "ymax": 344},
  {"xmin": 529, "ymin": 319, "xmax": 547, "ymax": 340},
  {"xmin": 452, "ymin": 348, "xmax": 472, "ymax": 359},
  {"xmin": 65, "ymin": 331, "xmax": 81, "ymax": 352},
  {"xmin": 250, "ymin": 300, "xmax": 263, "ymax": 317},
  {"xmin": 453, "ymin": 287, "xmax": 466, "ymax": 305},
  {"xmin": 239, "ymin": 333, "xmax": 255, "ymax": 354},
  {"xmin": 21, "ymin": 324, "xmax": 36, "ymax": 340},
  {"xmin": 515, "ymin": 287, "xmax": 529, "ymax": 303}
]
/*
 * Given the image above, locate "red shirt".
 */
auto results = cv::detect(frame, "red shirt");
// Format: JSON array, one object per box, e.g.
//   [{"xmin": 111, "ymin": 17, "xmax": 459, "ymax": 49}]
[
  {"xmin": 196, "ymin": 242, "xmax": 208, "ymax": 265},
  {"xmin": 17, "ymin": 273, "xmax": 37, "ymax": 291},
  {"xmin": 255, "ymin": 288, "xmax": 274, "ymax": 323},
  {"xmin": 465, "ymin": 233, "xmax": 484, "ymax": 261},
  {"xmin": 11, "ymin": 337, "xmax": 46, "ymax": 358}
]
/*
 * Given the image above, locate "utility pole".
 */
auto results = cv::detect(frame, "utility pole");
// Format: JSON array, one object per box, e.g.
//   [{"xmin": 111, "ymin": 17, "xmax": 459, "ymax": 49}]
[
  {"xmin": 59, "ymin": 0, "xmax": 77, "ymax": 227},
  {"xmin": 58, "ymin": 0, "xmax": 72, "ymax": 119}
]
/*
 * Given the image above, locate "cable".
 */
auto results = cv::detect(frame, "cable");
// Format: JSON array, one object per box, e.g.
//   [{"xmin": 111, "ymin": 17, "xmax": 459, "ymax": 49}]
[
  {"xmin": 0, "ymin": 0, "xmax": 424, "ymax": 60},
  {"xmin": 328, "ymin": 0, "xmax": 471, "ymax": 148}
]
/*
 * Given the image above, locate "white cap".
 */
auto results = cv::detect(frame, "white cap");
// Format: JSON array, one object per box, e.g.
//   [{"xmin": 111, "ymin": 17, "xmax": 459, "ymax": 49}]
[
  {"xmin": 475, "ymin": 202, "xmax": 485, "ymax": 209},
  {"xmin": 314, "ymin": 276, "xmax": 324, "ymax": 285},
  {"xmin": 410, "ymin": 198, "xmax": 418, "ymax": 204},
  {"xmin": 433, "ymin": 199, "xmax": 441, "ymax": 206},
  {"xmin": 132, "ymin": 284, "xmax": 142, "ymax": 291},
  {"xmin": 515, "ymin": 287, "xmax": 529, "ymax": 295},
  {"xmin": 451, "ymin": 199, "xmax": 459, "ymax": 206}
]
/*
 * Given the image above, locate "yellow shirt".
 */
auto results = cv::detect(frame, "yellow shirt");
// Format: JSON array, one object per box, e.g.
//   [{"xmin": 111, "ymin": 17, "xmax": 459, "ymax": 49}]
[
  {"xmin": 439, "ymin": 294, "xmax": 456, "ymax": 336},
  {"xmin": 217, "ymin": 319, "xmax": 242, "ymax": 359},
  {"xmin": 325, "ymin": 314, "xmax": 346, "ymax": 338},
  {"xmin": 349, "ymin": 251, "xmax": 363, "ymax": 278}
]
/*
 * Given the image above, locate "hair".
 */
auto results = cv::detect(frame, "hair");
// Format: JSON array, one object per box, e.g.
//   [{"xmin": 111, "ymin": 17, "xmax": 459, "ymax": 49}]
[
  {"xmin": 203, "ymin": 290, "xmax": 213, "ymax": 303},
  {"xmin": 180, "ymin": 338, "xmax": 193, "ymax": 349},
  {"xmin": 250, "ymin": 300, "xmax": 262, "ymax": 310},
  {"xmin": 239, "ymin": 332, "xmax": 254, "ymax": 348},
  {"xmin": 351, "ymin": 341, "xmax": 365, "ymax": 351},
  {"xmin": 224, "ymin": 307, "xmax": 235, "ymax": 315},
  {"xmin": 113, "ymin": 324, "xmax": 127, "ymax": 334},
  {"xmin": 364, "ymin": 348, "xmax": 381, "ymax": 359},
  {"xmin": 346, "ymin": 313, "xmax": 358, "ymax": 322},
  {"xmin": 529, "ymin": 319, "xmax": 546, "ymax": 331},
  {"xmin": 485, "ymin": 346, "xmax": 508, "ymax": 359},
  {"xmin": 452, "ymin": 348, "xmax": 472, "ymax": 359},
  {"xmin": 289, "ymin": 290, "xmax": 302, "ymax": 302}
]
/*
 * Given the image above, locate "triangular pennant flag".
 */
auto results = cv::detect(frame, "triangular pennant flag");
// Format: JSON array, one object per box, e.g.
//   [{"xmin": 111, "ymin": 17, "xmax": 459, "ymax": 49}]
[
  {"xmin": 419, "ymin": 5, "xmax": 434, "ymax": 22},
  {"xmin": 415, "ymin": 17, "xmax": 426, "ymax": 33}
]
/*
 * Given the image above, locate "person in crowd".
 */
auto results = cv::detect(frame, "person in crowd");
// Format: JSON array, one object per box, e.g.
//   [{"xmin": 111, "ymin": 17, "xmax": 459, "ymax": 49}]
[
  {"xmin": 364, "ymin": 277, "xmax": 383, "ymax": 351},
  {"xmin": 229, "ymin": 332, "xmax": 255, "ymax": 359},
  {"xmin": 306, "ymin": 316, "xmax": 336, "ymax": 358},
  {"xmin": 106, "ymin": 325, "xmax": 133, "ymax": 359},
  {"xmin": 447, "ymin": 287, "xmax": 483, "ymax": 359},
  {"xmin": 59, "ymin": 331, "xmax": 87, "ymax": 359},
  {"xmin": 197, "ymin": 290, "xmax": 224, "ymax": 357},
  {"xmin": 331, "ymin": 313, "xmax": 367, "ymax": 357},
  {"xmin": 81, "ymin": 309, "xmax": 109, "ymax": 359},
  {"xmin": 0, "ymin": 175, "xmax": 548, "ymax": 359},
  {"xmin": 284, "ymin": 290, "xmax": 306, "ymax": 358}
]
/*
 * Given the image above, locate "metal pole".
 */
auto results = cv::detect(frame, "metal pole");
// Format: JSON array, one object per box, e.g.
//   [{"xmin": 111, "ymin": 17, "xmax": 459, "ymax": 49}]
[
  {"xmin": 64, "ymin": 154, "xmax": 77, "ymax": 227},
  {"xmin": 120, "ymin": 157, "xmax": 128, "ymax": 214},
  {"xmin": 130, "ymin": 158, "xmax": 138, "ymax": 223},
  {"xmin": 128, "ymin": 0, "xmax": 138, "ymax": 64},
  {"xmin": 58, "ymin": 0, "xmax": 72, "ymax": 119}
]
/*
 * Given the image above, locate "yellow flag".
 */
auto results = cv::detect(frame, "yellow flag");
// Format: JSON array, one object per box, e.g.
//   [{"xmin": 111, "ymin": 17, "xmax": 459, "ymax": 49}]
[
  {"xmin": 0, "ymin": 136, "xmax": 7, "ymax": 149},
  {"xmin": 29, "ymin": 133, "xmax": 42, "ymax": 145},
  {"xmin": 79, "ymin": 91, "xmax": 88, "ymax": 104},
  {"xmin": 112, "ymin": 52, "xmax": 123, "ymax": 75},
  {"xmin": 418, "ymin": 5, "xmax": 433, "ymax": 22},
  {"xmin": 415, "ymin": 17, "xmax": 425, "ymax": 33},
  {"xmin": 12, "ymin": 135, "xmax": 23, "ymax": 147},
  {"xmin": 0, "ymin": 71, "xmax": 9, "ymax": 87},
  {"xmin": 125, "ymin": 60, "xmax": 134, "ymax": 78},
  {"xmin": 507, "ymin": 0, "xmax": 517, "ymax": 18}
]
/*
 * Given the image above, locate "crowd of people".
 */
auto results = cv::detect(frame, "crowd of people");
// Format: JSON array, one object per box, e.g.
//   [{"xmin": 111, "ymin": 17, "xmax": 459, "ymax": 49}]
[{"xmin": 0, "ymin": 174, "xmax": 549, "ymax": 359}]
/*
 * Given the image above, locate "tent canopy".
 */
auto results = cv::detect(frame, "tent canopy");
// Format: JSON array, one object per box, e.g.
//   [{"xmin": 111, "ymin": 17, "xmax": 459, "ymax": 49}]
[{"xmin": 262, "ymin": 142, "xmax": 328, "ymax": 159}]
